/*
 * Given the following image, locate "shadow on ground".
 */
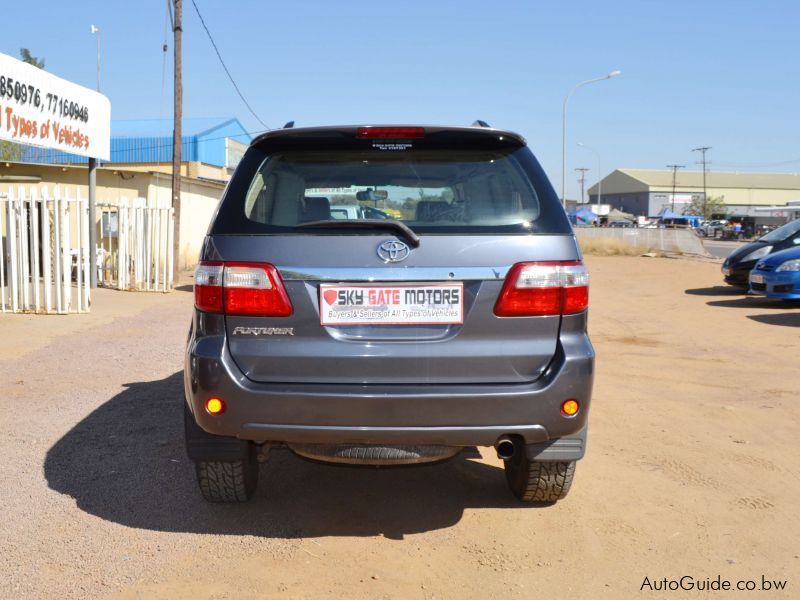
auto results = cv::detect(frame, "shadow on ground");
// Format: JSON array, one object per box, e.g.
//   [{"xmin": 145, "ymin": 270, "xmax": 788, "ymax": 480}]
[
  {"xmin": 706, "ymin": 297, "xmax": 798, "ymax": 309},
  {"xmin": 747, "ymin": 313, "xmax": 800, "ymax": 327},
  {"xmin": 685, "ymin": 286, "xmax": 746, "ymax": 297},
  {"xmin": 45, "ymin": 372, "xmax": 526, "ymax": 539}
]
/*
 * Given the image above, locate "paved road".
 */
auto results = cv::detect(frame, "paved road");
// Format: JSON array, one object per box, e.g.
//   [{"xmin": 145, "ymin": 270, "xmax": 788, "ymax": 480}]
[{"xmin": 702, "ymin": 239, "xmax": 746, "ymax": 258}]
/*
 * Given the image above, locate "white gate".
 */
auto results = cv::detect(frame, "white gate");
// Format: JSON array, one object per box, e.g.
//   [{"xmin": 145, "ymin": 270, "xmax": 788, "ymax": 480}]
[
  {"xmin": 0, "ymin": 186, "xmax": 91, "ymax": 313},
  {"xmin": 96, "ymin": 198, "xmax": 174, "ymax": 292}
]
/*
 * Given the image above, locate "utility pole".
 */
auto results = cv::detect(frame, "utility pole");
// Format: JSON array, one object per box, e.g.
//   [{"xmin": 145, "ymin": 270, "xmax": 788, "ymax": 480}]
[
  {"xmin": 88, "ymin": 24, "xmax": 101, "ymax": 288},
  {"xmin": 666, "ymin": 164, "xmax": 685, "ymax": 213},
  {"xmin": 171, "ymin": 0, "xmax": 183, "ymax": 280},
  {"xmin": 578, "ymin": 142, "xmax": 602, "ymax": 205},
  {"xmin": 575, "ymin": 167, "xmax": 589, "ymax": 204},
  {"xmin": 692, "ymin": 146, "xmax": 711, "ymax": 219}
]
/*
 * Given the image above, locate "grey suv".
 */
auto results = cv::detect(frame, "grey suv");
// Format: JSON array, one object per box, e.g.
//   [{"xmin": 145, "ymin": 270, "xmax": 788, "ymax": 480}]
[{"xmin": 184, "ymin": 124, "xmax": 595, "ymax": 503}]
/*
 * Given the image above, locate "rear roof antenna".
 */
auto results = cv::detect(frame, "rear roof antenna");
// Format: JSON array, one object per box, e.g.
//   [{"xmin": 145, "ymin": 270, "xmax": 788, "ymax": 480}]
[
  {"xmin": 472, "ymin": 120, "xmax": 490, "ymax": 128},
  {"xmin": 283, "ymin": 121, "xmax": 295, "ymax": 129}
]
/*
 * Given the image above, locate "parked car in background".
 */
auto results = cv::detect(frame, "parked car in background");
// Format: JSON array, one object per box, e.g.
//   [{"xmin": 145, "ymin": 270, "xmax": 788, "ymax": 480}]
[
  {"xmin": 608, "ymin": 220, "xmax": 635, "ymax": 228},
  {"xmin": 748, "ymin": 246, "xmax": 800, "ymax": 300},
  {"xmin": 722, "ymin": 218, "xmax": 800, "ymax": 286},
  {"xmin": 329, "ymin": 205, "xmax": 392, "ymax": 220},
  {"xmin": 697, "ymin": 219, "xmax": 727, "ymax": 238}
]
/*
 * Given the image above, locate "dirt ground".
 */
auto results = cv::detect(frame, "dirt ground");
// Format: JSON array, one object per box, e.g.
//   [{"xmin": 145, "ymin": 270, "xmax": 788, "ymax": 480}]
[{"xmin": 1, "ymin": 255, "xmax": 798, "ymax": 599}]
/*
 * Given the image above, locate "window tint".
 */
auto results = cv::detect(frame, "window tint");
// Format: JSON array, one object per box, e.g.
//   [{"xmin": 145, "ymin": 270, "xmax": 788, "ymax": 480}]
[{"xmin": 213, "ymin": 146, "xmax": 570, "ymax": 235}]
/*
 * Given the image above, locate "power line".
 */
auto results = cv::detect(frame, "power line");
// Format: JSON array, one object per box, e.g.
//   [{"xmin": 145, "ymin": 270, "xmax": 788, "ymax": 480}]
[{"xmin": 189, "ymin": 0, "xmax": 270, "ymax": 130}]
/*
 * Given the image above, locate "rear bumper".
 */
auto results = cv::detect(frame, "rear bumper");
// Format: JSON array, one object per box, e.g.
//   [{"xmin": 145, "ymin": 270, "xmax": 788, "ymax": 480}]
[{"xmin": 184, "ymin": 313, "xmax": 595, "ymax": 449}]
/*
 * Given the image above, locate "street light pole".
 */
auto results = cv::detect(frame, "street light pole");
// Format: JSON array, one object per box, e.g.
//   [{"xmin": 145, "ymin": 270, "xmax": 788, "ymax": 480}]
[
  {"xmin": 561, "ymin": 70, "xmax": 621, "ymax": 208},
  {"xmin": 578, "ymin": 142, "xmax": 602, "ymax": 205},
  {"xmin": 90, "ymin": 25, "xmax": 100, "ymax": 91}
]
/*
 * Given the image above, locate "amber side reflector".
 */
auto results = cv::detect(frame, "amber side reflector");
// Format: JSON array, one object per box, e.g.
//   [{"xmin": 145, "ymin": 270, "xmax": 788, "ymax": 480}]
[
  {"xmin": 561, "ymin": 399, "xmax": 580, "ymax": 417},
  {"xmin": 206, "ymin": 398, "xmax": 226, "ymax": 415}
]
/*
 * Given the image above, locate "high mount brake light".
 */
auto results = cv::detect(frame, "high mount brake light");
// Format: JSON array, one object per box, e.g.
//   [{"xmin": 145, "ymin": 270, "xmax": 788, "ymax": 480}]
[
  {"xmin": 494, "ymin": 261, "xmax": 589, "ymax": 317},
  {"xmin": 356, "ymin": 127, "xmax": 425, "ymax": 139},
  {"xmin": 194, "ymin": 261, "xmax": 293, "ymax": 316}
]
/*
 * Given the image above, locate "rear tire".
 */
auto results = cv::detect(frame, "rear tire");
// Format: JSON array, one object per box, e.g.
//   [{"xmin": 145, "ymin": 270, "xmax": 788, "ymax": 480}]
[
  {"xmin": 184, "ymin": 403, "xmax": 259, "ymax": 502},
  {"xmin": 195, "ymin": 453, "xmax": 259, "ymax": 502},
  {"xmin": 504, "ymin": 451, "xmax": 575, "ymax": 502}
]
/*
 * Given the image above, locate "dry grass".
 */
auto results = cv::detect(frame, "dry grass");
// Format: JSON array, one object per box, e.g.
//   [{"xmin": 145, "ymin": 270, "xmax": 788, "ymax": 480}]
[{"xmin": 578, "ymin": 237, "xmax": 653, "ymax": 256}]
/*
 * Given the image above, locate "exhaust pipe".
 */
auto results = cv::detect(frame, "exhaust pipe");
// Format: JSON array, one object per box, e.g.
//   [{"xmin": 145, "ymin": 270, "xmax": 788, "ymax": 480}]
[{"xmin": 495, "ymin": 436, "xmax": 516, "ymax": 461}]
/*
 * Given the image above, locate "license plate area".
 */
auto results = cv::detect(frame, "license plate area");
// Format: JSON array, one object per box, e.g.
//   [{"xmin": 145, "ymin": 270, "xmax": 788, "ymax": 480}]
[
  {"xmin": 750, "ymin": 274, "xmax": 764, "ymax": 284},
  {"xmin": 320, "ymin": 283, "xmax": 464, "ymax": 325}
]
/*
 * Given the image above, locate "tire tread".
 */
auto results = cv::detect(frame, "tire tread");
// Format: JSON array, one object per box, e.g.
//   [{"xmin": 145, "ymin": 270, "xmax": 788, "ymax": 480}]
[
  {"xmin": 196, "ymin": 458, "xmax": 257, "ymax": 502},
  {"xmin": 505, "ymin": 455, "xmax": 575, "ymax": 503}
]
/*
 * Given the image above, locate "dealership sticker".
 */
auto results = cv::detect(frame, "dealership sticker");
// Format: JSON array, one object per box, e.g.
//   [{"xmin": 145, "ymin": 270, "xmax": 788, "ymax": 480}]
[{"xmin": 320, "ymin": 284, "xmax": 464, "ymax": 325}]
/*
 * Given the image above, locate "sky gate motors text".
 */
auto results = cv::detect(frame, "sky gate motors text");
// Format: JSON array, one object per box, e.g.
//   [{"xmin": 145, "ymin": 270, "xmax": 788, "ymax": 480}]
[{"xmin": 334, "ymin": 287, "xmax": 461, "ymax": 306}]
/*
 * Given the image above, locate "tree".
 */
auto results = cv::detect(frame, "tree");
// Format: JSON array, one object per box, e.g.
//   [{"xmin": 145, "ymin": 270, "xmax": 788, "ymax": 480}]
[
  {"xmin": 0, "ymin": 142, "xmax": 21, "ymax": 161},
  {"xmin": 1, "ymin": 50, "xmax": 45, "ymax": 159},
  {"xmin": 684, "ymin": 195, "xmax": 726, "ymax": 220},
  {"xmin": 20, "ymin": 48, "xmax": 45, "ymax": 69}
]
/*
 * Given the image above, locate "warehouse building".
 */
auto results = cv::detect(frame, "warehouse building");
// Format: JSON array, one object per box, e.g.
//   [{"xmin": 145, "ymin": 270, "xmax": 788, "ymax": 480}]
[{"xmin": 588, "ymin": 169, "xmax": 800, "ymax": 219}]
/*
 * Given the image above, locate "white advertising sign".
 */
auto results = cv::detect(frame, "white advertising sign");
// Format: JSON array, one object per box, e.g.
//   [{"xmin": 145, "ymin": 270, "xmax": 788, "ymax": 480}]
[
  {"xmin": 0, "ymin": 52, "xmax": 110, "ymax": 160},
  {"xmin": 668, "ymin": 194, "xmax": 692, "ymax": 204},
  {"xmin": 319, "ymin": 283, "xmax": 465, "ymax": 325}
]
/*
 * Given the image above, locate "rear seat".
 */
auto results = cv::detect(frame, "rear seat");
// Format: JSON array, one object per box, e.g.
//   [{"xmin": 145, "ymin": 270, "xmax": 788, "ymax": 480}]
[{"xmin": 299, "ymin": 196, "xmax": 330, "ymax": 222}]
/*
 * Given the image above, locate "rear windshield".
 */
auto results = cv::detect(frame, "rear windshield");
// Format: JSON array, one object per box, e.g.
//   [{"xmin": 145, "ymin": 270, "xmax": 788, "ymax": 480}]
[{"xmin": 212, "ymin": 145, "xmax": 570, "ymax": 235}]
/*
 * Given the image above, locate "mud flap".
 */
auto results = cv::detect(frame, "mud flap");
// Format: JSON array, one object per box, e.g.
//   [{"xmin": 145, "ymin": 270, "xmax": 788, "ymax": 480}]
[
  {"xmin": 183, "ymin": 401, "xmax": 252, "ymax": 462},
  {"xmin": 525, "ymin": 425, "xmax": 587, "ymax": 462}
]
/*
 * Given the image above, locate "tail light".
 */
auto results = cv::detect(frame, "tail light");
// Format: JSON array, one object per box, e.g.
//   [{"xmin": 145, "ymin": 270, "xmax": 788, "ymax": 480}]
[
  {"xmin": 494, "ymin": 261, "xmax": 589, "ymax": 317},
  {"xmin": 194, "ymin": 261, "xmax": 293, "ymax": 316}
]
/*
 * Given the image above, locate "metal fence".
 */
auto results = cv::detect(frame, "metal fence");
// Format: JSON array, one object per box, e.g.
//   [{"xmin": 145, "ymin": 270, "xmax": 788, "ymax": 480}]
[
  {"xmin": 574, "ymin": 227, "xmax": 710, "ymax": 256},
  {"xmin": 96, "ymin": 198, "xmax": 174, "ymax": 292},
  {"xmin": 0, "ymin": 186, "xmax": 91, "ymax": 314}
]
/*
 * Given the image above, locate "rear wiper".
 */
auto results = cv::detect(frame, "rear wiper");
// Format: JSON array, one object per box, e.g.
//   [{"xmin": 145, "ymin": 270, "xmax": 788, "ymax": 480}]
[{"xmin": 295, "ymin": 219, "xmax": 421, "ymax": 248}]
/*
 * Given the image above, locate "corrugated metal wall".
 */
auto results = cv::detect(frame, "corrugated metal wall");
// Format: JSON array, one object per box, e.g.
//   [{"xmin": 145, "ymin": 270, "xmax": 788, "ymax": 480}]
[
  {"xmin": 20, "ymin": 136, "xmax": 199, "ymax": 165},
  {"xmin": 16, "ymin": 118, "xmax": 251, "ymax": 167}
]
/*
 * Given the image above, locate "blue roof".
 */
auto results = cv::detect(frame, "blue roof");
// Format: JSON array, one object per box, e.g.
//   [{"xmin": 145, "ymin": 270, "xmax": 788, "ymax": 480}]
[
  {"xmin": 110, "ymin": 117, "xmax": 249, "ymax": 138},
  {"xmin": 19, "ymin": 117, "xmax": 252, "ymax": 167}
]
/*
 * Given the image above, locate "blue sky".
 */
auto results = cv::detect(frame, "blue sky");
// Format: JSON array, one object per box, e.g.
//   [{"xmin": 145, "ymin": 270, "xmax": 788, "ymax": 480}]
[{"xmin": 4, "ymin": 0, "xmax": 800, "ymax": 200}]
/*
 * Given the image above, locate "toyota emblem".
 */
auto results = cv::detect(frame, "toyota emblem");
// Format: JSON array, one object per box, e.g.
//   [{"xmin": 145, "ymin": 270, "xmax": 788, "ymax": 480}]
[{"xmin": 377, "ymin": 240, "xmax": 411, "ymax": 263}]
